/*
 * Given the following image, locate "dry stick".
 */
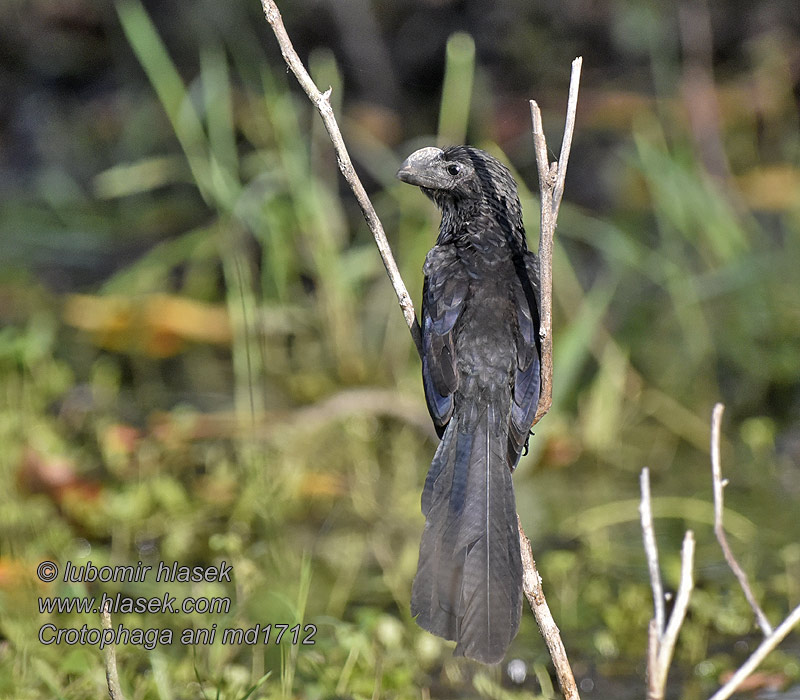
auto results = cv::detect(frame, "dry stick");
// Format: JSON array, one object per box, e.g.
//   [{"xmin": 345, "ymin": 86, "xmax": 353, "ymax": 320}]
[
  {"xmin": 518, "ymin": 57, "xmax": 582, "ymax": 700},
  {"xmin": 259, "ymin": 0, "xmax": 422, "ymax": 356},
  {"xmin": 657, "ymin": 531, "xmax": 695, "ymax": 685},
  {"xmin": 646, "ymin": 619, "xmax": 660, "ymax": 698},
  {"xmin": 640, "ymin": 468, "xmax": 666, "ymax": 637},
  {"xmin": 518, "ymin": 516, "xmax": 580, "ymax": 700},
  {"xmin": 641, "ymin": 472, "xmax": 662, "ymax": 700},
  {"xmin": 259, "ymin": 2, "xmax": 581, "ymax": 691},
  {"xmin": 706, "ymin": 402, "xmax": 800, "ymax": 699},
  {"xmin": 644, "ymin": 405, "xmax": 800, "ymax": 700},
  {"xmin": 530, "ymin": 56, "xmax": 582, "ymax": 426},
  {"xmin": 654, "ymin": 534, "xmax": 696, "ymax": 700},
  {"xmin": 101, "ymin": 601, "xmax": 126, "ymax": 700},
  {"xmin": 640, "ymin": 468, "xmax": 696, "ymax": 700},
  {"xmin": 552, "ymin": 59, "xmax": 582, "ymax": 222},
  {"xmin": 710, "ymin": 402, "xmax": 773, "ymax": 636},
  {"xmin": 708, "ymin": 602, "xmax": 800, "ymax": 700}
]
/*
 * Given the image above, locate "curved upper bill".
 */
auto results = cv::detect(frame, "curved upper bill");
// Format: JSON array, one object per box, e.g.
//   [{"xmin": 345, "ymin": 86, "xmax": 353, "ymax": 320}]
[{"xmin": 396, "ymin": 147, "xmax": 445, "ymax": 188}]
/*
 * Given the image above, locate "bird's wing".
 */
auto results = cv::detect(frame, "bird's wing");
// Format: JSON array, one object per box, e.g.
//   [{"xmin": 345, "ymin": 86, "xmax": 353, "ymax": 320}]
[
  {"xmin": 420, "ymin": 245, "xmax": 467, "ymax": 437},
  {"xmin": 509, "ymin": 251, "xmax": 541, "ymax": 465}
]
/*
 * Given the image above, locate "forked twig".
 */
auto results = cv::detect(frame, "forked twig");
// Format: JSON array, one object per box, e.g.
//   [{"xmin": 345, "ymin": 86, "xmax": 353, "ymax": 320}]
[
  {"xmin": 710, "ymin": 403, "xmax": 772, "ymax": 636},
  {"xmin": 640, "ymin": 468, "xmax": 695, "ymax": 700},
  {"xmin": 530, "ymin": 56, "xmax": 582, "ymax": 426},
  {"xmin": 708, "ymin": 603, "xmax": 800, "ymax": 700},
  {"xmin": 642, "ymin": 406, "xmax": 800, "ymax": 700},
  {"xmin": 706, "ymin": 402, "xmax": 800, "ymax": 700},
  {"xmin": 522, "ymin": 57, "xmax": 583, "ymax": 700}
]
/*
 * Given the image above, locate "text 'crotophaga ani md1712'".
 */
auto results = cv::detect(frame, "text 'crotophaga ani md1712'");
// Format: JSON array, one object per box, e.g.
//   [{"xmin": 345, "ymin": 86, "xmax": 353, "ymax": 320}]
[{"xmin": 397, "ymin": 145, "xmax": 541, "ymax": 664}]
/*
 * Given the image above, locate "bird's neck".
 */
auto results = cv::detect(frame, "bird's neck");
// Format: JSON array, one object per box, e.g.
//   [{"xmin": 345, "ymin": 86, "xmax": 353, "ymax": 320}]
[{"xmin": 436, "ymin": 198, "xmax": 526, "ymax": 255}]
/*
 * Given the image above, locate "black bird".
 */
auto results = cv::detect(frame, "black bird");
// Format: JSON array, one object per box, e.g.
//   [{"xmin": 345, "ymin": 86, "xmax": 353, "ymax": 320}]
[{"xmin": 397, "ymin": 145, "xmax": 541, "ymax": 664}]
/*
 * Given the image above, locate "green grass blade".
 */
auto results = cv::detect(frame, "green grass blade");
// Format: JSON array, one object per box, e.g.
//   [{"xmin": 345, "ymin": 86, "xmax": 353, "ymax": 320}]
[
  {"xmin": 437, "ymin": 33, "xmax": 476, "ymax": 146},
  {"xmin": 200, "ymin": 41, "xmax": 241, "ymax": 209},
  {"xmin": 115, "ymin": 0, "xmax": 212, "ymax": 202}
]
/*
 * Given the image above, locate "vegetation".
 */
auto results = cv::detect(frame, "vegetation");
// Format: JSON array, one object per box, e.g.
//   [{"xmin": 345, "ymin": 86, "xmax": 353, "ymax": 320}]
[{"xmin": 0, "ymin": 1, "xmax": 798, "ymax": 698}]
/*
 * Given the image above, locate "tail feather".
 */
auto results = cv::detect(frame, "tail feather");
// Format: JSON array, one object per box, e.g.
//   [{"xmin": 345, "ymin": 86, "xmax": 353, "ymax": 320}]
[
  {"xmin": 411, "ymin": 407, "xmax": 522, "ymax": 664},
  {"xmin": 413, "ymin": 423, "xmax": 461, "ymax": 640}
]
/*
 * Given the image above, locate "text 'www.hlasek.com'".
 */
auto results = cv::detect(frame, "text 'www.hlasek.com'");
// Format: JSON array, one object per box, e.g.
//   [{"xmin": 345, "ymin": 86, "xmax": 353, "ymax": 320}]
[{"xmin": 36, "ymin": 560, "xmax": 317, "ymax": 650}]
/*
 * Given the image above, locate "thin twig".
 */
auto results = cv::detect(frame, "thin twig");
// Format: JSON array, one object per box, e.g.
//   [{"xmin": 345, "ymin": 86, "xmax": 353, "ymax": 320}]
[
  {"xmin": 646, "ymin": 530, "xmax": 695, "ymax": 700},
  {"xmin": 710, "ymin": 403, "xmax": 773, "ymax": 636},
  {"xmin": 530, "ymin": 56, "xmax": 582, "ymax": 426},
  {"xmin": 101, "ymin": 601, "xmax": 126, "ymax": 700},
  {"xmin": 705, "ymin": 402, "xmax": 800, "ymax": 699},
  {"xmin": 646, "ymin": 619, "xmax": 660, "ymax": 700},
  {"xmin": 529, "ymin": 100, "xmax": 554, "ymax": 426},
  {"xmin": 640, "ymin": 468, "xmax": 666, "ymax": 637},
  {"xmin": 708, "ymin": 602, "xmax": 800, "ymax": 700},
  {"xmin": 553, "ymin": 57, "xmax": 583, "ymax": 219},
  {"xmin": 657, "ymin": 531, "xmax": 695, "ymax": 681},
  {"xmin": 518, "ymin": 517, "xmax": 580, "ymax": 700},
  {"xmin": 259, "ymin": 0, "xmax": 422, "ymax": 356},
  {"xmin": 529, "ymin": 101, "xmax": 552, "ymax": 211}
]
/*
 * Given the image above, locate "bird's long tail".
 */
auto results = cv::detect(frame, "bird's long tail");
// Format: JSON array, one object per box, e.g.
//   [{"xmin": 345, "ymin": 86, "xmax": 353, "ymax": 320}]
[{"xmin": 411, "ymin": 404, "xmax": 522, "ymax": 664}]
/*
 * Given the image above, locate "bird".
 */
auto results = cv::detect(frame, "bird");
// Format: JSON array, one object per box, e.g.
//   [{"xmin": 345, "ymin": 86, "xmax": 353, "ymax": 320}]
[{"xmin": 396, "ymin": 145, "xmax": 541, "ymax": 664}]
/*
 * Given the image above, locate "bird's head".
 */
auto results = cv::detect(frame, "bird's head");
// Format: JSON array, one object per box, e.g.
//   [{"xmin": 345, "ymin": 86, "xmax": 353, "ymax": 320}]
[
  {"xmin": 397, "ymin": 145, "xmax": 518, "ymax": 207},
  {"xmin": 397, "ymin": 145, "xmax": 524, "ymax": 246},
  {"xmin": 396, "ymin": 146, "xmax": 480, "ymax": 201}
]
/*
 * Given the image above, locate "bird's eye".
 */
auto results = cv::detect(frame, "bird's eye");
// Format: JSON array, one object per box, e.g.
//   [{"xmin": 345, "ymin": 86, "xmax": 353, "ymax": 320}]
[{"xmin": 446, "ymin": 163, "xmax": 461, "ymax": 176}]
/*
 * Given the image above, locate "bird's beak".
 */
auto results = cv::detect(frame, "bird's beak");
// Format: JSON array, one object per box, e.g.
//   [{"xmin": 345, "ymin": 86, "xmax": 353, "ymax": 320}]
[{"xmin": 396, "ymin": 147, "xmax": 445, "ymax": 188}]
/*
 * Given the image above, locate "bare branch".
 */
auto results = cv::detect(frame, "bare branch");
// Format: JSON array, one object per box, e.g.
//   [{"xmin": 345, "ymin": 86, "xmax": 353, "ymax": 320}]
[
  {"xmin": 101, "ymin": 601, "xmax": 126, "ymax": 700},
  {"xmin": 640, "ymin": 469, "xmax": 695, "ymax": 700},
  {"xmin": 518, "ymin": 517, "xmax": 580, "ymax": 700},
  {"xmin": 518, "ymin": 58, "xmax": 583, "ymax": 697},
  {"xmin": 530, "ymin": 100, "xmax": 554, "ymax": 426},
  {"xmin": 531, "ymin": 56, "xmax": 582, "ymax": 426},
  {"xmin": 657, "ymin": 531, "xmax": 695, "ymax": 680},
  {"xmin": 642, "ymin": 403, "xmax": 800, "ymax": 700},
  {"xmin": 704, "ymin": 402, "xmax": 800, "ymax": 699},
  {"xmin": 710, "ymin": 403, "xmax": 773, "ymax": 636},
  {"xmin": 646, "ymin": 619, "xmax": 660, "ymax": 700},
  {"xmin": 553, "ymin": 57, "xmax": 583, "ymax": 219},
  {"xmin": 708, "ymin": 602, "xmax": 800, "ymax": 700},
  {"xmin": 529, "ymin": 101, "xmax": 552, "ymax": 213},
  {"xmin": 259, "ymin": 0, "xmax": 422, "ymax": 356},
  {"xmin": 640, "ymin": 468, "xmax": 666, "ymax": 636},
  {"xmin": 645, "ymin": 530, "xmax": 696, "ymax": 700}
]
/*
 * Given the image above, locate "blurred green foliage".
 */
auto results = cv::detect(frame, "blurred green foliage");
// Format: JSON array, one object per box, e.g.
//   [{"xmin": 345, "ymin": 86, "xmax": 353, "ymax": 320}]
[{"xmin": 1, "ymin": 0, "xmax": 799, "ymax": 698}]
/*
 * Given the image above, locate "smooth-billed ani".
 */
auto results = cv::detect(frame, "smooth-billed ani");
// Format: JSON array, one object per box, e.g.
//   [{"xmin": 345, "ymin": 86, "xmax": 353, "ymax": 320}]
[{"xmin": 396, "ymin": 145, "xmax": 541, "ymax": 665}]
